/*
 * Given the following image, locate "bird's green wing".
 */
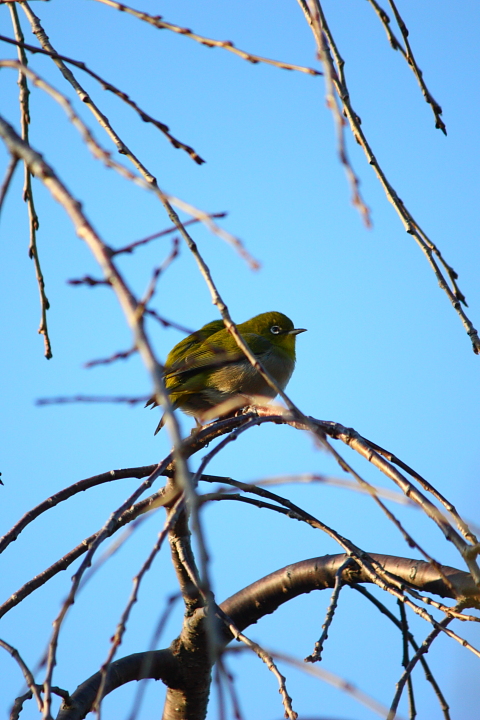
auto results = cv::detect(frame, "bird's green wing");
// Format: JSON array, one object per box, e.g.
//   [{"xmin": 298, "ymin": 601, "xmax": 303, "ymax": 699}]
[
  {"xmin": 145, "ymin": 320, "xmax": 224, "ymax": 409},
  {"xmin": 165, "ymin": 320, "xmax": 225, "ymax": 373},
  {"xmin": 165, "ymin": 331, "xmax": 271, "ymax": 388}
]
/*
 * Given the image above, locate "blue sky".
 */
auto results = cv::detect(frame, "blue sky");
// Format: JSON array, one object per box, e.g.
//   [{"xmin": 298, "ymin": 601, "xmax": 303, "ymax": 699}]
[{"xmin": 1, "ymin": 1, "xmax": 480, "ymax": 718}]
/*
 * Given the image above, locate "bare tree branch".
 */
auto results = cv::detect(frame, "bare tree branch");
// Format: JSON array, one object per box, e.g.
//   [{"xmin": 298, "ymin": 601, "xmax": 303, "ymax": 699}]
[{"xmin": 91, "ymin": 0, "xmax": 322, "ymax": 77}]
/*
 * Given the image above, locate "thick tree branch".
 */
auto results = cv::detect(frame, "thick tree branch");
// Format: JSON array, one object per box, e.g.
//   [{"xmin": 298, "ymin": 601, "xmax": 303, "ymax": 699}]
[{"xmin": 56, "ymin": 554, "xmax": 479, "ymax": 720}]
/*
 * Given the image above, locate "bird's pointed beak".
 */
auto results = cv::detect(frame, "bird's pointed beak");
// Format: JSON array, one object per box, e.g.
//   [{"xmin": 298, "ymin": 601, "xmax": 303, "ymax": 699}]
[{"xmin": 289, "ymin": 328, "xmax": 307, "ymax": 335}]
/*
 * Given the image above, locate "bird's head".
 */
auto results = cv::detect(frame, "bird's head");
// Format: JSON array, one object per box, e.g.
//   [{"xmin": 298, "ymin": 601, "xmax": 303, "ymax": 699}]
[{"xmin": 241, "ymin": 311, "xmax": 307, "ymax": 357}]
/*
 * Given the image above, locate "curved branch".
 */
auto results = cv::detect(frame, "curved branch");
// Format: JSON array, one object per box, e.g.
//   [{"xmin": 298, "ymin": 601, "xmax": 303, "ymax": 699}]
[
  {"xmin": 219, "ymin": 554, "xmax": 480, "ymax": 634},
  {"xmin": 56, "ymin": 650, "xmax": 178, "ymax": 720},
  {"xmin": 57, "ymin": 554, "xmax": 479, "ymax": 720}
]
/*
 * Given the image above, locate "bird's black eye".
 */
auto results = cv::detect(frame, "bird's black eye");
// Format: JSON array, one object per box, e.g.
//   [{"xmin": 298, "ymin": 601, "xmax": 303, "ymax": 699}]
[{"xmin": 270, "ymin": 325, "xmax": 281, "ymax": 335}]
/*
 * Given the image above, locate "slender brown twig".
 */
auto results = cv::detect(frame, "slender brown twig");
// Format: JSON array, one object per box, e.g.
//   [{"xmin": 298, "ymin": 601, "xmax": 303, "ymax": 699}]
[
  {"xmin": 353, "ymin": 585, "xmax": 450, "ymax": 719},
  {"xmin": 388, "ymin": 618, "xmax": 453, "ymax": 720},
  {"xmin": 305, "ymin": 558, "xmax": 354, "ymax": 663},
  {"xmin": 365, "ymin": 0, "xmax": 406, "ymax": 54},
  {"xmin": 385, "ymin": 0, "xmax": 446, "ymax": 133},
  {"xmin": 91, "ymin": 0, "xmax": 321, "ymax": 77},
  {"xmin": 219, "ymin": 612, "xmax": 298, "ymax": 720},
  {"xmin": 304, "ymin": 1, "xmax": 371, "ymax": 226},
  {"xmin": 398, "ymin": 601, "xmax": 417, "ymax": 720},
  {"xmin": 9, "ymin": 6, "xmax": 52, "ymax": 358},
  {"xmin": 92, "ymin": 496, "xmax": 185, "ymax": 714},
  {"xmin": 10, "ymin": 686, "xmax": 70, "ymax": 720},
  {"xmin": 111, "ymin": 212, "xmax": 226, "ymax": 256},
  {"xmin": 301, "ymin": 0, "xmax": 480, "ymax": 353},
  {"xmin": 0, "ymin": 155, "xmax": 18, "ymax": 217},
  {"xmin": 2, "ymin": 17, "xmax": 205, "ymax": 164},
  {"xmin": 228, "ymin": 645, "xmax": 395, "ymax": 718},
  {"xmin": 0, "ymin": 637, "xmax": 43, "ymax": 712},
  {"xmin": 125, "ymin": 594, "xmax": 182, "ymax": 720}
]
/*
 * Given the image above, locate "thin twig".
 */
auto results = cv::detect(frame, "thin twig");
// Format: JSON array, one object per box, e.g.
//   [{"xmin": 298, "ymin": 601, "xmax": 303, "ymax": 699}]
[
  {"xmin": 301, "ymin": 1, "xmax": 480, "ymax": 353},
  {"xmin": 125, "ymin": 593, "xmax": 181, "ymax": 720},
  {"xmin": 38, "ymin": 457, "xmax": 183, "ymax": 719},
  {"xmin": 84, "ymin": 347, "xmax": 137, "ymax": 368},
  {"xmin": 36, "ymin": 394, "xmax": 150, "ymax": 405},
  {"xmin": 365, "ymin": 0, "xmax": 406, "ymax": 54},
  {"xmin": 4, "ymin": 14, "xmax": 205, "ymax": 164},
  {"xmin": 398, "ymin": 601, "xmax": 417, "ymax": 720},
  {"xmin": 111, "ymin": 212, "xmax": 226, "ymax": 256},
  {"xmin": 388, "ymin": 618, "xmax": 453, "ymax": 720},
  {"xmin": 0, "ymin": 463, "xmax": 156, "ymax": 554},
  {"xmin": 137, "ymin": 237, "xmax": 179, "ymax": 313},
  {"xmin": 304, "ymin": 0, "xmax": 371, "ymax": 226},
  {"xmin": 305, "ymin": 558, "xmax": 354, "ymax": 663},
  {"xmin": 92, "ymin": 0, "xmax": 321, "ymax": 76},
  {"xmin": 0, "ymin": 113, "xmax": 192, "ymax": 719},
  {"xmin": 10, "ymin": 686, "xmax": 70, "ymax": 720},
  {"xmin": 385, "ymin": 0, "xmax": 446, "ymax": 133},
  {"xmin": 93, "ymin": 496, "xmax": 185, "ymax": 714},
  {"xmin": 0, "ymin": 59, "xmax": 257, "ymax": 269},
  {"xmin": 364, "ymin": 437, "xmax": 478, "ymax": 545},
  {"xmin": 0, "ymin": 155, "xmax": 18, "ymax": 218},
  {"xmin": 248, "ymin": 472, "xmax": 416, "ymax": 505},
  {"xmin": 9, "ymin": 5, "xmax": 52, "ymax": 358},
  {"xmin": 228, "ymin": 645, "xmax": 398, "ymax": 719},
  {"xmin": 214, "ymin": 663, "xmax": 226, "ymax": 720},
  {"xmin": 216, "ymin": 657, "xmax": 244, "ymax": 720},
  {"xmin": 353, "ymin": 585, "xmax": 450, "ymax": 719},
  {"xmin": 200, "ymin": 480, "xmax": 480, "ymax": 653},
  {"xmin": 219, "ymin": 612, "xmax": 298, "ymax": 720},
  {"xmin": 0, "ymin": 637, "xmax": 43, "ymax": 711},
  {"xmin": 67, "ymin": 275, "xmax": 110, "ymax": 287}
]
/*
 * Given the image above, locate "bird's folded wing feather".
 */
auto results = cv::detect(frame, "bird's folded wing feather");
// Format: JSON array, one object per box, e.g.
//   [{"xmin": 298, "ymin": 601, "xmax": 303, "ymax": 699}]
[{"xmin": 165, "ymin": 332, "xmax": 270, "ymax": 380}]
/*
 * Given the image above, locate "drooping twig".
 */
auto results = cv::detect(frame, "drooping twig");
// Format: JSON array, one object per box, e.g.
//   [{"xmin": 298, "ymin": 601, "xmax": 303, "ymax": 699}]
[
  {"xmin": 385, "ymin": 0, "xmax": 446, "ymax": 133},
  {"xmin": 364, "ymin": 437, "xmax": 478, "ymax": 545},
  {"xmin": 305, "ymin": 558, "xmax": 354, "ymax": 663},
  {"xmin": 9, "ymin": 6, "xmax": 52, "ymax": 358},
  {"xmin": 388, "ymin": 618, "xmax": 453, "ymax": 720},
  {"xmin": 193, "ymin": 419, "xmax": 447, "ymax": 591},
  {"xmin": 92, "ymin": 496, "xmax": 185, "ymax": 715},
  {"xmin": 366, "ymin": 0, "xmax": 446, "ymax": 133},
  {"xmin": 125, "ymin": 593, "xmax": 182, "ymax": 720},
  {"xmin": 214, "ymin": 663, "xmax": 226, "ymax": 720},
  {"xmin": 398, "ymin": 600, "xmax": 417, "ymax": 720},
  {"xmin": 365, "ymin": 0, "xmax": 405, "ymax": 53},
  {"xmin": 3, "ymin": 12, "xmax": 205, "ymax": 164},
  {"xmin": 0, "ymin": 637, "xmax": 43, "ymax": 712},
  {"xmin": 0, "ymin": 155, "xmax": 18, "ymax": 218},
  {"xmin": 219, "ymin": 612, "xmax": 298, "ymax": 720},
  {"xmin": 301, "ymin": 0, "xmax": 480, "ymax": 353},
  {"xmin": 353, "ymin": 585, "xmax": 450, "ymax": 720},
  {"xmin": 91, "ymin": 0, "xmax": 321, "ymax": 77},
  {"xmin": 0, "ymin": 58, "xmax": 256, "ymax": 270},
  {"xmin": 304, "ymin": 1, "xmax": 371, "ymax": 226},
  {"xmin": 243, "ymin": 472, "xmax": 416, "ymax": 505},
  {"xmin": 0, "ymin": 111, "xmax": 191, "ymax": 720},
  {"xmin": 137, "ymin": 237, "xmax": 180, "ymax": 314},
  {"xmin": 0, "ymin": 464, "xmax": 157, "ymax": 554},
  {"xmin": 216, "ymin": 657, "xmax": 244, "ymax": 720},
  {"xmin": 228, "ymin": 645, "xmax": 394, "ymax": 719}
]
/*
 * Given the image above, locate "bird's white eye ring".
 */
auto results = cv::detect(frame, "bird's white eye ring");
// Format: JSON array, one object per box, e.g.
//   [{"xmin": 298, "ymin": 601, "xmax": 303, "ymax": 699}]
[{"xmin": 270, "ymin": 325, "xmax": 281, "ymax": 335}]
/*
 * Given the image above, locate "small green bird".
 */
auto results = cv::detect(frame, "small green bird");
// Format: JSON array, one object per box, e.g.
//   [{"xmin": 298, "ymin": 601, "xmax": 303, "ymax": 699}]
[{"xmin": 147, "ymin": 311, "xmax": 306, "ymax": 433}]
